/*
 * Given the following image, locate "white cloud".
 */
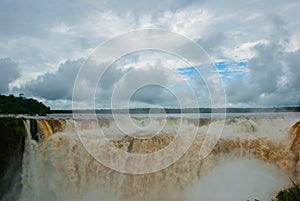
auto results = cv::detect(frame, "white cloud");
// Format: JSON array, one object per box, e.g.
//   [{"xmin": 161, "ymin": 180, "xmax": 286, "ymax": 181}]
[
  {"xmin": 221, "ymin": 40, "xmax": 269, "ymax": 60},
  {"xmin": 153, "ymin": 8, "xmax": 213, "ymax": 38},
  {"xmin": 50, "ymin": 22, "xmax": 71, "ymax": 34}
]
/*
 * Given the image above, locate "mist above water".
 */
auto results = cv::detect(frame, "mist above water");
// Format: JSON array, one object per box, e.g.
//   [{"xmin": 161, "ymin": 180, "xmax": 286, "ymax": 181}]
[{"xmin": 186, "ymin": 157, "xmax": 290, "ymax": 201}]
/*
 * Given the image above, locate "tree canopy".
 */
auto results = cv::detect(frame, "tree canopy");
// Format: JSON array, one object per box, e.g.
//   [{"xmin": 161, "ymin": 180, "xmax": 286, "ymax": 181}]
[{"xmin": 0, "ymin": 94, "xmax": 50, "ymax": 115}]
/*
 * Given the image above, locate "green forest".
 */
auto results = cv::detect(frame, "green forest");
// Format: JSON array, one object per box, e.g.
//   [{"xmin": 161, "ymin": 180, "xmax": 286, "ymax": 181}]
[{"xmin": 0, "ymin": 94, "xmax": 50, "ymax": 115}]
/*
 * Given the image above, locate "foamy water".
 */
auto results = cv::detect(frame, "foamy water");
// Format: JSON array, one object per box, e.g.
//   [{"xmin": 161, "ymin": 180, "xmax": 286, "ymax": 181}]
[{"xmin": 19, "ymin": 113, "xmax": 300, "ymax": 201}]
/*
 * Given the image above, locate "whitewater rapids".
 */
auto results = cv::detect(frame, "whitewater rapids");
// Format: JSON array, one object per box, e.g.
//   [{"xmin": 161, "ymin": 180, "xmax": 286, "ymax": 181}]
[{"xmin": 20, "ymin": 113, "xmax": 300, "ymax": 201}]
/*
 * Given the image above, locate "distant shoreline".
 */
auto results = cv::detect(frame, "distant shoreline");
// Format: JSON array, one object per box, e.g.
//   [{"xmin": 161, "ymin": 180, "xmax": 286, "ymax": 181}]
[{"xmin": 51, "ymin": 107, "xmax": 300, "ymax": 114}]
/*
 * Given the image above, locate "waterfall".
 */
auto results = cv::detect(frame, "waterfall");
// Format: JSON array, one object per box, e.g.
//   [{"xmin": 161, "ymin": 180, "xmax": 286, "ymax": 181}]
[{"xmin": 20, "ymin": 115, "xmax": 300, "ymax": 201}]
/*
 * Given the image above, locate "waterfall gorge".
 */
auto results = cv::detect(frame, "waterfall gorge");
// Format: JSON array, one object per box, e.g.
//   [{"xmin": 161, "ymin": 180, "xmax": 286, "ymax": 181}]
[{"xmin": 16, "ymin": 114, "xmax": 300, "ymax": 201}]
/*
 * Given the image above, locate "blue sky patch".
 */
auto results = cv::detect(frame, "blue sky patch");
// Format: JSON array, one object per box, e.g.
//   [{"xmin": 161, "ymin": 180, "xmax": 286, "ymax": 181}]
[{"xmin": 177, "ymin": 60, "xmax": 248, "ymax": 85}]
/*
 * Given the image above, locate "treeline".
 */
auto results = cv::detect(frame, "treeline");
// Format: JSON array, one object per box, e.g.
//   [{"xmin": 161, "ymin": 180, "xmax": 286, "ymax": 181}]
[
  {"xmin": 51, "ymin": 107, "xmax": 300, "ymax": 114},
  {"xmin": 0, "ymin": 94, "xmax": 50, "ymax": 115}
]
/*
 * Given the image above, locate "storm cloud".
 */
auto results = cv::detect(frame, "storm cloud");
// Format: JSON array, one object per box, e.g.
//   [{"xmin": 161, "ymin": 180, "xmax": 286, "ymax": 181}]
[
  {"xmin": 0, "ymin": 58, "xmax": 21, "ymax": 94},
  {"xmin": 20, "ymin": 59, "xmax": 83, "ymax": 100},
  {"xmin": 226, "ymin": 16, "xmax": 300, "ymax": 106}
]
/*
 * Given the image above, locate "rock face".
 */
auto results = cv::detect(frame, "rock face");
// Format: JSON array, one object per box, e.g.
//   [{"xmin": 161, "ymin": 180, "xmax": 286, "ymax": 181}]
[
  {"xmin": 289, "ymin": 121, "xmax": 300, "ymax": 181},
  {"xmin": 0, "ymin": 117, "xmax": 25, "ymax": 201}
]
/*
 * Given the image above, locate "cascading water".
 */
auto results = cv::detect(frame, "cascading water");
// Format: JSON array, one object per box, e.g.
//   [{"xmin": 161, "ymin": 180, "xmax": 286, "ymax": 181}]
[{"xmin": 20, "ymin": 114, "xmax": 300, "ymax": 201}]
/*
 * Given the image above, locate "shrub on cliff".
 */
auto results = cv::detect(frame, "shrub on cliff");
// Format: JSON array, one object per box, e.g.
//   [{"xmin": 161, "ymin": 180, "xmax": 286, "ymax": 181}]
[
  {"xmin": 275, "ymin": 180, "xmax": 300, "ymax": 201},
  {"xmin": 248, "ymin": 180, "xmax": 300, "ymax": 201}
]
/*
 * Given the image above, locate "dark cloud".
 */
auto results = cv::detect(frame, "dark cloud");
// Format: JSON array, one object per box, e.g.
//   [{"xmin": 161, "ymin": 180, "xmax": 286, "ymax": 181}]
[
  {"xmin": 131, "ymin": 85, "xmax": 169, "ymax": 104},
  {"xmin": 197, "ymin": 32, "xmax": 226, "ymax": 52},
  {"xmin": 98, "ymin": 65, "xmax": 125, "ymax": 91},
  {"xmin": 95, "ymin": 66, "xmax": 180, "ymax": 108},
  {"xmin": 20, "ymin": 59, "xmax": 83, "ymax": 100},
  {"xmin": 226, "ymin": 16, "xmax": 300, "ymax": 106},
  {"xmin": 0, "ymin": 58, "xmax": 20, "ymax": 94}
]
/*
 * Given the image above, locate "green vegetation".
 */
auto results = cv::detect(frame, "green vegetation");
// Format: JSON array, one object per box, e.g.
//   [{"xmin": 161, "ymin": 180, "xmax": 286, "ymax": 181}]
[
  {"xmin": 275, "ymin": 179, "xmax": 300, "ymax": 201},
  {"xmin": 0, "ymin": 117, "xmax": 25, "ymax": 200},
  {"xmin": 0, "ymin": 94, "xmax": 50, "ymax": 115},
  {"xmin": 248, "ymin": 179, "xmax": 300, "ymax": 201}
]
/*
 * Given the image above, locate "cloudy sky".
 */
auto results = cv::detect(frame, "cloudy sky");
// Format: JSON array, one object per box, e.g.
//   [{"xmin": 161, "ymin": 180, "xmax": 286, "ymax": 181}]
[{"xmin": 0, "ymin": 0, "xmax": 300, "ymax": 109}]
